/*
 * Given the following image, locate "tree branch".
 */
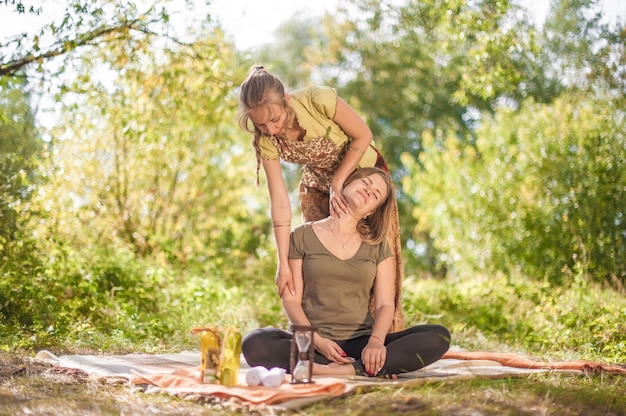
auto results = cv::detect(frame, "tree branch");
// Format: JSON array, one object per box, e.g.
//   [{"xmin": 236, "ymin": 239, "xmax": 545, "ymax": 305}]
[{"xmin": 1, "ymin": 18, "xmax": 152, "ymax": 77}]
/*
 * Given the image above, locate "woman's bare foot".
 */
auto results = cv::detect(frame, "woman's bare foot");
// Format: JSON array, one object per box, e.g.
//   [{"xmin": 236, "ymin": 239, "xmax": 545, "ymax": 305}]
[{"xmin": 312, "ymin": 362, "xmax": 356, "ymax": 376}]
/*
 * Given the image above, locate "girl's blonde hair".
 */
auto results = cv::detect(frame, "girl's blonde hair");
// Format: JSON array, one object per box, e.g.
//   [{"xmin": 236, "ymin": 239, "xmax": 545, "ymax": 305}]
[
  {"xmin": 237, "ymin": 65, "xmax": 296, "ymax": 185},
  {"xmin": 344, "ymin": 167, "xmax": 394, "ymax": 245}
]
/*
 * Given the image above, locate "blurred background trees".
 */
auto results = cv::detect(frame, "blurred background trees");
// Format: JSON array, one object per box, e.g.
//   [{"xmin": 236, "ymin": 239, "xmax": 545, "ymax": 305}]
[
  {"xmin": 1, "ymin": 0, "xmax": 624, "ymax": 349},
  {"xmin": 0, "ymin": 79, "xmax": 40, "ymax": 251},
  {"xmin": 302, "ymin": 0, "xmax": 625, "ymax": 283}
]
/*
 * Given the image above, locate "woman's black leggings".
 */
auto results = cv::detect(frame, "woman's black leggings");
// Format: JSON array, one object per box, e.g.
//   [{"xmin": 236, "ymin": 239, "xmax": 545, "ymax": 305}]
[{"xmin": 242, "ymin": 324, "xmax": 450, "ymax": 376}]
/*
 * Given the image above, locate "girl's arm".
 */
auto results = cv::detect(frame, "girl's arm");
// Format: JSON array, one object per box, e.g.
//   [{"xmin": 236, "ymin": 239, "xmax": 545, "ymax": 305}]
[
  {"xmin": 281, "ymin": 258, "xmax": 309, "ymax": 325},
  {"xmin": 330, "ymin": 97, "xmax": 374, "ymax": 217},
  {"xmin": 262, "ymin": 158, "xmax": 295, "ymax": 296}
]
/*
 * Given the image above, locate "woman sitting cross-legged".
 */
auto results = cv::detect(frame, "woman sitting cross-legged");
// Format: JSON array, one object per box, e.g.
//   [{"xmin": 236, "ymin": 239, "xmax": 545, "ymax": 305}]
[{"xmin": 242, "ymin": 167, "xmax": 450, "ymax": 377}]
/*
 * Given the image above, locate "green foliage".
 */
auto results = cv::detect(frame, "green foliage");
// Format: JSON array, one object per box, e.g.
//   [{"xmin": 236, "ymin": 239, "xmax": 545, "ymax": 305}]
[
  {"xmin": 542, "ymin": 0, "xmax": 608, "ymax": 90},
  {"xmin": 0, "ymin": 80, "xmax": 41, "ymax": 251},
  {"xmin": 0, "ymin": 12, "xmax": 284, "ymax": 353},
  {"xmin": 0, "ymin": 242, "xmax": 167, "ymax": 350},
  {"xmin": 403, "ymin": 272, "xmax": 626, "ymax": 364},
  {"xmin": 153, "ymin": 272, "xmax": 286, "ymax": 348},
  {"xmin": 311, "ymin": 0, "xmax": 568, "ymax": 272},
  {"xmin": 405, "ymin": 92, "xmax": 626, "ymax": 286},
  {"xmin": 0, "ymin": 236, "xmax": 44, "ymax": 327},
  {"xmin": 0, "ymin": 235, "xmax": 283, "ymax": 353},
  {"xmin": 3, "ymin": 1, "xmax": 42, "ymax": 15},
  {"xmin": 323, "ymin": 0, "xmax": 560, "ymax": 166},
  {"xmin": 251, "ymin": 14, "xmax": 322, "ymax": 89},
  {"xmin": 589, "ymin": 23, "xmax": 626, "ymax": 98},
  {"xmin": 33, "ymin": 28, "xmax": 271, "ymax": 272},
  {"xmin": 2, "ymin": 0, "xmax": 625, "ymax": 375},
  {"xmin": 0, "ymin": 0, "xmax": 176, "ymax": 77},
  {"xmin": 246, "ymin": 0, "xmax": 626, "ymax": 281}
]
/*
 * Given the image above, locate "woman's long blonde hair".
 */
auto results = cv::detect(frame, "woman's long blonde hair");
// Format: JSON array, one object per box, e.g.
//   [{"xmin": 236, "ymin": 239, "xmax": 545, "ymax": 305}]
[
  {"xmin": 344, "ymin": 167, "xmax": 394, "ymax": 245},
  {"xmin": 237, "ymin": 65, "xmax": 296, "ymax": 185}
]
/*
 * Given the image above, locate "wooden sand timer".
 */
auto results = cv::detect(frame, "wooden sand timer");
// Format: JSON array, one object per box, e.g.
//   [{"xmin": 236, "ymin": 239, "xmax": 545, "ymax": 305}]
[{"xmin": 290, "ymin": 325, "xmax": 316, "ymax": 383}]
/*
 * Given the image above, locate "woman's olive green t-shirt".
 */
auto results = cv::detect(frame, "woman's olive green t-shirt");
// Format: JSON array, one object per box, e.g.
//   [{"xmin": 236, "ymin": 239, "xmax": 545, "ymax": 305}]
[{"xmin": 288, "ymin": 222, "xmax": 392, "ymax": 341}]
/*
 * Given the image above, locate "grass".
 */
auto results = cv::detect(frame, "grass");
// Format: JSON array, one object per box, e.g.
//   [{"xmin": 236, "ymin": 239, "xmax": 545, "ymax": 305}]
[
  {"xmin": 303, "ymin": 375, "xmax": 626, "ymax": 415},
  {"xmin": 1, "ymin": 265, "xmax": 625, "ymax": 415},
  {"xmin": 301, "ymin": 375, "xmax": 626, "ymax": 415},
  {"xmin": 1, "ymin": 354, "xmax": 624, "ymax": 415},
  {"xmin": 402, "ymin": 272, "xmax": 626, "ymax": 364}
]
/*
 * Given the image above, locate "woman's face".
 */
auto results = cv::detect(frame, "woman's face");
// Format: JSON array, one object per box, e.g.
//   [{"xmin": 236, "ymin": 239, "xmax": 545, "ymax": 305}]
[
  {"xmin": 343, "ymin": 173, "xmax": 389, "ymax": 216},
  {"xmin": 248, "ymin": 103, "xmax": 289, "ymax": 136}
]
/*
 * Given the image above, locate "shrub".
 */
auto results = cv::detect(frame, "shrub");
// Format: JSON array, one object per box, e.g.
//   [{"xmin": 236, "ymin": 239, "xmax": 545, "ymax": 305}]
[{"xmin": 404, "ymin": 93, "xmax": 626, "ymax": 287}]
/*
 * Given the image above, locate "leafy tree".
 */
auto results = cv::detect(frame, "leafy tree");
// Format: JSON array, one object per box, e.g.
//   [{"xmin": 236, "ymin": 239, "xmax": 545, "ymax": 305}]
[
  {"xmin": 590, "ymin": 23, "xmax": 626, "ymax": 99},
  {"xmin": 308, "ymin": 0, "xmax": 559, "ymax": 272},
  {"xmin": 252, "ymin": 13, "xmax": 321, "ymax": 89},
  {"xmin": 0, "ymin": 1, "xmax": 282, "ymax": 345},
  {"xmin": 542, "ymin": 0, "xmax": 626, "ymax": 100},
  {"xmin": 0, "ymin": 79, "xmax": 40, "ymax": 252},
  {"xmin": 404, "ymin": 92, "xmax": 626, "ymax": 286},
  {"xmin": 33, "ymin": 30, "xmax": 272, "ymax": 275},
  {"xmin": 0, "ymin": 0, "xmax": 176, "ymax": 78},
  {"xmin": 542, "ymin": 0, "xmax": 605, "ymax": 88},
  {"xmin": 318, "ymin": 0, "xmax": 560, "ymax": 165},
  {"xmin": 308, "ymin": 0, "xmax": 624, "ymax": 279},
  {"xmin": 0, "ymin": 79, "xmax": 48, "ymax": 333}
]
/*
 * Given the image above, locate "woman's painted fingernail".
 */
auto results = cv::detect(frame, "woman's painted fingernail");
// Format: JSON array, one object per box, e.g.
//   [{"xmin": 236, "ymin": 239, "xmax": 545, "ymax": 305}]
[{"xmin": 340, "ymin": 352, "xmax": 346, "ymax": 357}]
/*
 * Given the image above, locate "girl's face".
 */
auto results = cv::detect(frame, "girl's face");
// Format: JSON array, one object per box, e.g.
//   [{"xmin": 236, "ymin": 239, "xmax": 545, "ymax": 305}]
[
  {"xmin": 248, "ymin": 103, "xmax": 289, "ymax": 136},
  {"xmin": 343, "ymin": 173, "xmax": 389, "ymax": 216}
]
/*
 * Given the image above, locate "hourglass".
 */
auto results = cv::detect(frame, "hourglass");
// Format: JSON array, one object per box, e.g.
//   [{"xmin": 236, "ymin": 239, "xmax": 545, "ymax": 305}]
[{"xmin": 290, "ymin": 325, "xmax": 316, "ymax": 384}]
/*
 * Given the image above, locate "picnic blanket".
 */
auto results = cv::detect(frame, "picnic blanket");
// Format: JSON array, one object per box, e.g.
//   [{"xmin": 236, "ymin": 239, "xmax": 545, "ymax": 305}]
[{"xmin": 34, "ymin": 349, "xmax": 626, "ymax": 410}]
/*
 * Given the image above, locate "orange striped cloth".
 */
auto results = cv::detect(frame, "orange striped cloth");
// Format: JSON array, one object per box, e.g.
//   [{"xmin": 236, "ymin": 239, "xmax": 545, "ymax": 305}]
[
  {"xmin": 130, "ymin": 368, "xmax": 347, "ymax": 406},
  {"xmin": 442, "ymin": 350, "xmax": 626, "ymax": 375}
]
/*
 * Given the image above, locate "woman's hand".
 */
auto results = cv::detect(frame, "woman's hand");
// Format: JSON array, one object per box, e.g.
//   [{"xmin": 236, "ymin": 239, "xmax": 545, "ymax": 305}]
[
  {"xmin": 361, "ymin": 337, "xmax": 387, "ymax": 376},
  {"xmin": 275, "ymin": 263, "xmax": 295, "ymax": 296},
  {"xmin": 314, "ymin": 336, "xmax": 353, "ymax": 364}
]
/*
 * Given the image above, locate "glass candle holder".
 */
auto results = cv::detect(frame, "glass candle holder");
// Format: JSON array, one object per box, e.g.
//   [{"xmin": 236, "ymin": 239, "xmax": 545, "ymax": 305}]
[
  {"xmin": 219, "ymin": 326, "xmax": 242, "ymax": 387},
  {"xmin": 191, "ymin": 326, "xmax": 221, "ymax": 383}
]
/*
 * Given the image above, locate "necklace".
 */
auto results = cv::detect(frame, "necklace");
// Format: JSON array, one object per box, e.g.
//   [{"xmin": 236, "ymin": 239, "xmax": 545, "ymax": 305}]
[{"xmin": 327, "ymin": 223, "xmax": 357, "ymax": 249}]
